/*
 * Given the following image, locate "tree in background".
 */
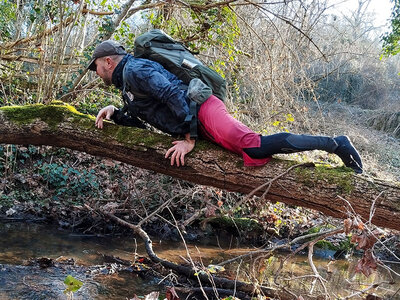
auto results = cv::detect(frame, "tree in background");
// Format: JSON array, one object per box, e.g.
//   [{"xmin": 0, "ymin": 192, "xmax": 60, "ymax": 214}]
[
  {"xmin": 0, "ymin": 0, "xmax": 399, "ymax": 131},
  {"xmin": 382, "ymin": 0, "xmax": 400, "ymax": 56}
]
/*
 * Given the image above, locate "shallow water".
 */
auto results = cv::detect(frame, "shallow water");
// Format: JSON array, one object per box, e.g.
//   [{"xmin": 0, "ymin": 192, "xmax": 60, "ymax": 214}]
[{"xmin": 0, "ymin": 222, "xmax": 399, "ymax": 299}]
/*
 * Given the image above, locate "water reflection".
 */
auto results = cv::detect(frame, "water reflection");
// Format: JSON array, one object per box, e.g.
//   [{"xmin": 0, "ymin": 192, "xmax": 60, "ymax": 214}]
[{"xmin": 0, "ymin": 222, "xmax": 399, "ymax": 299}]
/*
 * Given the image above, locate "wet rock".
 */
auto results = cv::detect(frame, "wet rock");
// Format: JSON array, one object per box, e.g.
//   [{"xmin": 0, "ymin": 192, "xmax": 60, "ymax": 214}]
[{"xmin": 37, "ymin": 257, "xmax": 55, "ymax": 268}]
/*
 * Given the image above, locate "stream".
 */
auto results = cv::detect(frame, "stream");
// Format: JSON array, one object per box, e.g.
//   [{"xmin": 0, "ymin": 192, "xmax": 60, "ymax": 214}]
[{"xmin": 0, "ymin": 222, "xmax": 399, "ymax": 299}]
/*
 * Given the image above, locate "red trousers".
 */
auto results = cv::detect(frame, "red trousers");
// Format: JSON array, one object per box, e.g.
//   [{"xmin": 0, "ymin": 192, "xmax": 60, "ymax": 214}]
[{"xmin": 198, "ymin": 95, "xmax": 271, "ymax": 166}]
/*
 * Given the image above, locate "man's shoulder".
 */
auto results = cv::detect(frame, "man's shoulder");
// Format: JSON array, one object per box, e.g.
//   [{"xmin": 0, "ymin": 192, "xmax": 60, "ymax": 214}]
[
  {"xmin": 126, "ymin": 56, "xmax": 159, "ymax": 68},
  {"xmin": 125, "ymin": 57, "xmax": 167, "ymax": 81}
]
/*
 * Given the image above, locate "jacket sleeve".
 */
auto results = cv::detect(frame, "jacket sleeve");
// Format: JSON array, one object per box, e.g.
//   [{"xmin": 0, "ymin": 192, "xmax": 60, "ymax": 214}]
[
  {"xmin": 132, "ymin": 67, "xmax": 190, "ymax": 121},
  {"xmin": 111, "ymin": 108, "xmax": 146, "ymax": 129}
]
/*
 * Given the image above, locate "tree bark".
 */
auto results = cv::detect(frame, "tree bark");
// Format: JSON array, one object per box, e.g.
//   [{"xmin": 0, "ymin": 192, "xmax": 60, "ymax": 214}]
[{"xmin": 0, "ymin": 103, "xmax": 399, "ymax": 231}]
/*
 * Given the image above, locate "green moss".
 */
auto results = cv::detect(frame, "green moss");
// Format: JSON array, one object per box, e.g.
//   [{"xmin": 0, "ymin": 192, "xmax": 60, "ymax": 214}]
[
  {"xmin": 102, "ymin": 124, "xmax": 169, "ymax": 148},
  {"xmin": 315, "ymin": 237, "xmax": 354, "ymax": 252},
  {"xmin": 1, "ymin": 102, "xmax": 91, "ymax": 130},
  {"xmin": 306, "ymin": 225, "xmax": 333, "ymax": 235},
  {"xmin": 315, "ymin": 240, "xmax": 338, "ymax": 251},
  {"xmin": 295, "ymin": 164, "xmax": 354, "ymax": 193},
  {"xmin": 0, "ymin": 102, "xmax": 171, "ymax": 149},
  {"xmin": 306, "ymin": 226, "xmax": 354, "ymax": 252}
]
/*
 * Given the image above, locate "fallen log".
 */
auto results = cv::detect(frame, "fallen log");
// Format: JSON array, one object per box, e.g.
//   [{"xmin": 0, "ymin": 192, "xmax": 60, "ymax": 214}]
[{"xmin": 0, "ymin": 102, "xmax": 399, "ymax": 230}]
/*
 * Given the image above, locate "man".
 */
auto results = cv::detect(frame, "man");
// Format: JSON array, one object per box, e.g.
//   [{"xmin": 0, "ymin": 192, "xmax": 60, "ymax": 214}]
[{"xmin": 88, "ymin": 40, "xmax": 363, "ymax": 173}]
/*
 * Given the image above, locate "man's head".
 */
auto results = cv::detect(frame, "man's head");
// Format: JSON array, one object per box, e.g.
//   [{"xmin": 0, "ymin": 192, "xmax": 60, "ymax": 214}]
[{"xmin": 87, "ymin": 40, "xmax": 127, "ymax": 86}]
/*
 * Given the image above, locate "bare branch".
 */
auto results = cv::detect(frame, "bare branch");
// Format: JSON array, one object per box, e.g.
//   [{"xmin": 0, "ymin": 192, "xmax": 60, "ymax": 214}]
[{"xmin": 243, "ymin": 0, "xmax": 328, "ymax": 61}]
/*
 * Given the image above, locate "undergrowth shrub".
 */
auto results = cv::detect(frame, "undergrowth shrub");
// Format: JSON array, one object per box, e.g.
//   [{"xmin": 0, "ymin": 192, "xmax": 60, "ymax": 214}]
[{"xmin": 37, "ymin": 162, "xmax": 100, "ymax": 202}]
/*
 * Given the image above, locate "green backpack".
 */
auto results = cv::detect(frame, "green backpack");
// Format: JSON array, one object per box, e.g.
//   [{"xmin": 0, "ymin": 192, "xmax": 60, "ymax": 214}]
[{"xmin": 134, "ymin": 29, "xmax": 227, "ymax": 102}]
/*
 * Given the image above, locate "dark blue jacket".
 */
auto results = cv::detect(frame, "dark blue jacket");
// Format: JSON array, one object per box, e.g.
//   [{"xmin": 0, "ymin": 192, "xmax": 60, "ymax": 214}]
[{"xmin": 111, "ymin": 54, "xmax": 191, "ymax": 136}]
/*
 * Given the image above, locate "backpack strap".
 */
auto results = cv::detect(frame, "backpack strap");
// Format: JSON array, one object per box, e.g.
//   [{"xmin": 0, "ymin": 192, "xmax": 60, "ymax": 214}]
[
  {"xmin": 143, "ymin": 41, "xmax": 187, "ymax": 51},
  {"xmin": 184, "ymin": 100, "xmax": 198, "ymax": 140}
]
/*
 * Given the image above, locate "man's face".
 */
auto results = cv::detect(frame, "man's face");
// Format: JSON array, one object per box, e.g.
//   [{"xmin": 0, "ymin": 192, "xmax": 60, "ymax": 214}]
[{"xmin": 95, "ymin": 57, "xmax": 113, "ymax": 86}]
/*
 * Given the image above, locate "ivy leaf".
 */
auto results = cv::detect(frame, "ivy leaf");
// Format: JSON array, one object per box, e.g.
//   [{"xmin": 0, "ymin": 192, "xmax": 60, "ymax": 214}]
[{"xmin": 63, "ymin": 275, "xmax": 83, "ymax": 294}]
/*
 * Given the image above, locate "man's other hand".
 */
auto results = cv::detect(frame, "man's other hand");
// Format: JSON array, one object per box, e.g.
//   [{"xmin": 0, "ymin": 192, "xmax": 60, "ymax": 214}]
[
  {"xmin": 95, "ymin": 105, "xmax": 116, "ymax": 129},
  {"xmin": 165, "ymin": 134, "xmax": 195, "ymax": 167}
]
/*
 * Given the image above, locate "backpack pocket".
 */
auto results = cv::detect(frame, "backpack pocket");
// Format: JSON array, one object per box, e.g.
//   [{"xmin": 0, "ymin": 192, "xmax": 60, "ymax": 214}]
[{"xmin": 187, "ymin": 78, "xmax": 212, "ymax": 104}]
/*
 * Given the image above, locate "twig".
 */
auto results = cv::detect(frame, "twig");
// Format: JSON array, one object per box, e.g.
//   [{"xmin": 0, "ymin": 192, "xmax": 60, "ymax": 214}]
[
  {"xmin": 243, "ymin": 0, "xmax": 328, "ymax": 61},
  {"xmin": 0, "ymin": 16, "xmax": 75, "ymax": 49},
  {"xmin": 391, "ymin": 287, "xmax": 400, "ymax": 299},
  {"xmin": 340, "ymin": 281, "xmax": 390, "ymax": 300},
  {"xmin": 274, "ymin": 227, "xmax": 344, "ymax": 285},
  {"xmin": 183, "ymin": 207, "xmax": 208, "ymax": 227},
  {"xmin": 137, "ymin": 194, "xmax": 181, "ymax": 227},
  {"xmin": 167, "ymin": 207, "xmax": 210, "ymax": 300},
  {"xmin": 339, "ymin": 196, "xmax": 400, "ymax": 262},
  {"xmin": 217, "ymin": 226, "xmax": 343, "ymax": 267},
  {"xmin": 228, "ymin": 162, "xmax": 314, "ymax": 214},
  {"xmin": 369, "ymin": 191, "xmax": 384, "ymax": 225},
  {"xmin": 233, "ymin": 259, "xmax": 243, "ymax": 298},
  {"xmin": 308, "ymin": 241, "xmax": 329, "ymax": 298},
  {"xmin": 84, "ymin": 204, "xmax": 281, "ymax": 298},
  {"xmin": 378, "ymin": 261, "xmax": 400, "ymax": 278}
]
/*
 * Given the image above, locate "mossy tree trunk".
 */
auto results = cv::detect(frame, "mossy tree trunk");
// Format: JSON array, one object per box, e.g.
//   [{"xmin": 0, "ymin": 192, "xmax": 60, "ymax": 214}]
[{"xmin": 0, "ymin": 103, "xmax": 399, "ymax": 231}]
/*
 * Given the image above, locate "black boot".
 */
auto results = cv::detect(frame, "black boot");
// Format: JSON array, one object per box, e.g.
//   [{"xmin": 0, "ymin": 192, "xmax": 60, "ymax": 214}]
[
  {"xmin": 333, "ymin": 136, "xmax": 363, "ymax": 174},
  {"xmin": 243, "ymin": 133, "xmax": 363, "ymax": 173}
]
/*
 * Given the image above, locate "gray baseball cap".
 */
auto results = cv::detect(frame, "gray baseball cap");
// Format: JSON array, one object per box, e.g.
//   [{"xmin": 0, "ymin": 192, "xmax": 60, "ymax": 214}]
[{"xmin": 87, "ymin": 40, "xmax": 127, "ymax": 71}]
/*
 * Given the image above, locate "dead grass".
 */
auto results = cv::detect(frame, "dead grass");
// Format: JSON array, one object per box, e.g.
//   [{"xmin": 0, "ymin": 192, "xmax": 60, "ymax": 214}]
[{"xmin": 306, "ymin": 101, "xmax": 400, "ymax": 182}]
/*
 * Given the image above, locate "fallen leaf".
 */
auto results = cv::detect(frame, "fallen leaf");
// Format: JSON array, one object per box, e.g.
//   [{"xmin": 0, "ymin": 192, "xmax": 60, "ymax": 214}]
[
  {"xmin": 354, "ymin": 250, "xmax": 377, "ymax": 277},
  {"xmin": 205, "ymin": 205, "xmax": 216, "ymax": 217},
  {"xmin": 166, "ymin": 287, "xmax": 180, "ymax": 300},
  {"xmin": 344, "ymin": 218, "xmax": 353, "ymax": 234},
  {"xmin": 351, "ymin": 230, "xmax": 377, "ymax": 250}
]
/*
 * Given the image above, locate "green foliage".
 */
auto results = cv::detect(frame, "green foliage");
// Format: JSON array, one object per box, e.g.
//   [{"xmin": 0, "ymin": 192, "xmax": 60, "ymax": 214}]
[
  {"xmin": 114, "ymin": 21, "xmax": 135, "ymax": 48},
  {"xmin": 72, "ymin": 88, "xmax": 121, "ymax": 116},
  {"xmin": 307, "ymin": 226, "xmax": 355, "ymax": 253},
  {"xmin": 64, "ymin": 275, "xmax": 83, "ymax": 295},
  {"xmin": 37, "ymin": 162, "xmax": 99, "ymax": 201},
  {"xmin": 0, "ymin": 0, "xmax": 16, "ymax": 41},
  {"xmin": 382, "ymin": 0, "xmax": 400, "ymax": 56},
  {"xmin": 0, "ymin": 145, "xmax": 35, "ymax": 176},
  {"xmin": 262, "ymin": 113, "xmax": 295, "ymax": 134},
  {"xmin": 146, "ymin": 4, "xmax": 240, "ymax": 67}
]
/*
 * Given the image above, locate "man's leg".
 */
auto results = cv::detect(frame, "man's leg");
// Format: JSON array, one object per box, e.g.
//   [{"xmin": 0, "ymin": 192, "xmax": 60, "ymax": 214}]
[
  {"xmin": 243, "ymin": 133, "xmax": 363, "ymax": 173},
  {"xmin": 198, "ymin": 95, "xmax": 270, "ymax": 166}
]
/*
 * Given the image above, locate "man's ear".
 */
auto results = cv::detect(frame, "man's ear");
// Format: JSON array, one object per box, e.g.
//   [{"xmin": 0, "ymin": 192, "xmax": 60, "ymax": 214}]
[{"xmin": 105, "ymin": 57, "xmax": 114, "ymax": 69}]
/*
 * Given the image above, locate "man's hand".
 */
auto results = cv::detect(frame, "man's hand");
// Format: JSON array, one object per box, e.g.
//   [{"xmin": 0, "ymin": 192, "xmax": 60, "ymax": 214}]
[
  {"xmin": 95, "ymin": 105, "xmax": 116, "ymax": 129},
  {"xmin": 165, "ymin": 134, "xmax": 195, "ymax": 167}
]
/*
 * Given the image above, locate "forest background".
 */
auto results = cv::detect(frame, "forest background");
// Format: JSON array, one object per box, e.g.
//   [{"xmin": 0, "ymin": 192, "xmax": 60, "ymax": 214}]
[{"xmin": 0, "ymin": 0, "xmax": 400, "ymax": 298}]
